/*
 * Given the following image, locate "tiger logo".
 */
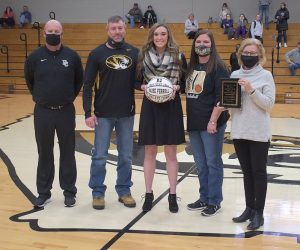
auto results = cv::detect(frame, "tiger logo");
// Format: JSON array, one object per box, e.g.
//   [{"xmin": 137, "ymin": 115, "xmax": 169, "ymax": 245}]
[{"xmin": 106, "ymin": 55, "xmax": 132, "ymax": 70}]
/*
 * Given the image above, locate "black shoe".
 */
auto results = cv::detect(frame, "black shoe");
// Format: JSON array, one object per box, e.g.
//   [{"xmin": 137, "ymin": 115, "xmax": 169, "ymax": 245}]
[
  {"xmin": 247, "ymin": 211, "xmax": 264, "ymax": 230},
  {"xmin": 168, "ymin": 194, "xmax": 178, "ymax": 213},
  {"xmin": 34, "ymin": 196, "xmax": 51, "ymax": 208},
  {"xmin": 201, "ymin": 205, "xmax": 221, "ymax": 216},
  {"xmin": 187, "ymin": 199, "xmax": 207, "ymax": 211},
  {"xmin": 64, "ymin": 196, "xmax": 76, "ymax": 207},
  {"xmin": 232, "ymin": 207, "xmax": 255, "ymax": 223},
  {"xmin": 142, "ymin": 192, "xmax": 154, "ymax": 212}
]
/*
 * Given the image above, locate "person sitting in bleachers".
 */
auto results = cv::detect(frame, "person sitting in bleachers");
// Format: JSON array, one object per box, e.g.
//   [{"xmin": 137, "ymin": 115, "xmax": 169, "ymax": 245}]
[
  {"xmin": 125, "ymin": 3, "xmax": 144, "ymax": 28},
  {"xmin": 184, "ymin": 13, "xmax": 199, "ymax": 39},
  {"xmin": 284, "ymin": 42, "xmax": 300, "ymax": 76},
  {"xmin": 19, "ymin": 5, "xmax": 32, "ymax": 28},
  {"xmin": 0, "ymin": 6, "xmax": 15, "ymax": 28},
  {"xmin": 230, "ymin": 44, "xmax": 240, "ymax": 72},
  {"xmin": 142, "ymin": 5, "xmax": 157, "ymax": 28},
  {"xmin": 235, "ymin": 14, "xmax": 248, "ymax": 39},
  {"xmin": 222, "ymin": 14, "xmax": 234, "ymax": 39}
]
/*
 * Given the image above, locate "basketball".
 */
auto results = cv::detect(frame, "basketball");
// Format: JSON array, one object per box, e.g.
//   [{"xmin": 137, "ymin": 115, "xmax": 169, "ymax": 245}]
[{"xmin": 145, "ymin": 77, "xmax": 174, "ymax": 103}]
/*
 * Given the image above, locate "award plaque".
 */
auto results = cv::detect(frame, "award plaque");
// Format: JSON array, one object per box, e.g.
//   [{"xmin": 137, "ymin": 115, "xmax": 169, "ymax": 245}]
[{"xmin": 220, "ymin": 78, "xmax": 241, "ymax": 108}]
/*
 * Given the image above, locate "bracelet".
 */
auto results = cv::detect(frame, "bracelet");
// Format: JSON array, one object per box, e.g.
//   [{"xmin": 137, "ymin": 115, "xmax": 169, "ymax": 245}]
[
  {"xmin": 209, "ymin": 120, "xmax": 216, "ymax": 125},
  {"xmin": 250, "ymin": 89, "xmax": 256, "ymax": 95}
]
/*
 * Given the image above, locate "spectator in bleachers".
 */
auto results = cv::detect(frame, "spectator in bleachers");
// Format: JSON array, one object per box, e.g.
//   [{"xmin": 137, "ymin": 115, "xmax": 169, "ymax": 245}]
[
  {"xmin": 184, "ymin": 13, "xmax": 199, "ymax": 39},
  {"xmin": 284, "ymin": 42, "xmax": 300, "ymax": 76},
  {"xmin": 126, "ymin": 3, "xmax": 144, "ymax": 28},
  {"xmin": 19, "ymin": 5, "xmax": 32, "ymax": 28},
  {"xmin": 258, "ymin": 0, "xmax": 271, "ymax": 29},
  {"xmin": 143, "ymin": 5, "xmax": 157, "ymax": 28},
  {"xmin": 0, "ymin": 6, "xmax": 15, "ymax": 28},
  {"xmin": 235, "ymin": 14, "xmax": 248, "ymax": 40},
  {"xmin": 219, "ymin": 3, "xmax": 231, "ymax": 28},
  {"xmin": 222, "ymin": 14, "xmax": 234, "ymax": 40},
  {"xmin": 230, "ymin": 44, "xmax": 240, "ymax": 72},
  {"xmin": 275, "ymin": 2, "xmax": 289, "ymax": 48},
  {"xmin": 250, "ymin": 14, "xmax": 263, "ymax": 43}
]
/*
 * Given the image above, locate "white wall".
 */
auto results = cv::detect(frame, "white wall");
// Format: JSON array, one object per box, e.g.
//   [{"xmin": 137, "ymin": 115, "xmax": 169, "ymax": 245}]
[{"xmin": 0, "ymin": 0, "xmax": 299, "ymax": 24}]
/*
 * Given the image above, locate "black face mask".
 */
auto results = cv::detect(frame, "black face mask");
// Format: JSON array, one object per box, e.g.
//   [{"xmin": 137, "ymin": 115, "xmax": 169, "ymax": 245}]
[
  {"xmin": 46, "ymin": 33, "xmax": 61, "ymax": 46},
  {"xmin": 241, "ymin": 55, "xmax": 259, "ymax": 68},
  {"xmin": 107, "ymin": 37, "xmax": 125, "ymax": 49}
]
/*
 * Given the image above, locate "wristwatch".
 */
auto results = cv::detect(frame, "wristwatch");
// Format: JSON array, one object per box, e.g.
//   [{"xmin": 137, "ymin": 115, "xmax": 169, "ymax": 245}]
[{"xmin": 209, "ymin": 121, "xmax": 216, "ymax": 125}]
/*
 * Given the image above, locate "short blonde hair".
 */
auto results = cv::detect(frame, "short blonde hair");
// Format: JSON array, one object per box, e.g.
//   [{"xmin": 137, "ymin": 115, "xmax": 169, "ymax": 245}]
[{"xmin": 237, "ymin": 38, "xmax": 266, "ymax": 66}]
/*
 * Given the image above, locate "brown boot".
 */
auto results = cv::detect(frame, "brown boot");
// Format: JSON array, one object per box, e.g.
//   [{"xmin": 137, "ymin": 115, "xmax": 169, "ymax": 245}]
[
  {"xmin": 118, "ymin": 194, "xmax": 136, "ymax": 208},
  {"xmin": 93, "ymin": 197, "xmax": 105, "ymax": 210}
]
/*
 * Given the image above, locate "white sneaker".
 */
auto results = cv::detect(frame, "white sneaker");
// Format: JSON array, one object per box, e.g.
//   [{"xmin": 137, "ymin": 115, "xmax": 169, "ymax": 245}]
[
  {"xmin": 140, "ymin": 26, "xmax": 144, "ymax": 29},
  {"xmin": 277, "ymin": 43, "xmax": 282, "ymax": 48},
  {"xmin": 284, "ymin": 43, "xmax": 287, "ymax": 47}
]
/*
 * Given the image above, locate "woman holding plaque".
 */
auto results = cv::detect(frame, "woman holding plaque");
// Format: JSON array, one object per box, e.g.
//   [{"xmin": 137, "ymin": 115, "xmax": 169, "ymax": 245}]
[
  {"xmin": 230, "ymin": 38, "xmax": 275, "ymax": 230},
  {"xmin": 136, "ymin": 23, "xmax": 187, "ymax": 213},
  {"xmin": 185, "ymin": 29, "xmax": 230, "ymax": 216}
]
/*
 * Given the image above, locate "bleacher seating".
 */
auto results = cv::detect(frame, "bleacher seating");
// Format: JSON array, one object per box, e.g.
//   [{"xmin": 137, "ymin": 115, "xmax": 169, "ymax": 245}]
[{"xmin": 0, "ymin": 22, "xmax": 300, "ymax": 103}]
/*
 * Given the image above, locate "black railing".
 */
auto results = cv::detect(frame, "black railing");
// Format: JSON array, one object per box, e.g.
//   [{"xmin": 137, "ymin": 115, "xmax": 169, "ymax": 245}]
[
  {"xmin": 49, "ymin": 11, "xmax": 56, "ymax": 20},
  {"xmin": 276, "ymin": 43, "xmax": 280, "ymax": 64},
  {"xmin": 20, "ymin": 33, "xmax": 28, "ymax": 58},
  {"xmin": 33, "ymin": 22, "xmax": 41, "ymax": 47},
  {"xmin": 0, "ymin": 45, "xmax": 9, "ymax": 73}
]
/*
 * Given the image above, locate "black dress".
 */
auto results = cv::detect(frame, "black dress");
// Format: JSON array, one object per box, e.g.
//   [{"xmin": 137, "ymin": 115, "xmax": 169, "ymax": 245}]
[{"xmin": 138, "ymin": 92, "xmax": 185, "ymax": 146}]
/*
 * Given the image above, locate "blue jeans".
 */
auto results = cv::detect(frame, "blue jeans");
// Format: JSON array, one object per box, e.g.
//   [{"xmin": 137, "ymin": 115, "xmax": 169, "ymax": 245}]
[
  {"xmin": 89, "ymin": 116, "xmax": 134, "ymax": 198},
  {"xmin": 288, "ymin": 63, "xmax": 300, "ymax": 76},
  {"xmin": 126, "ymin": 14, "xmax": 135, "ymax": 28},
  {"xmin": 20, "ymin": 14, "xmax": 29, "ymax": 25},
  {"xmin": 259, "ymin": 5, "xmax": 269, "ymax": 27},
  {"xmin": 189, "ymin": 123, "xmax": 226, "ymax": 206}
]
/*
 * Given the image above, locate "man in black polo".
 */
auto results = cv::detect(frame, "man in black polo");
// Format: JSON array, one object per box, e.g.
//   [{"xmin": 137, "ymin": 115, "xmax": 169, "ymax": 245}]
[{"xmin": 24, "ymin": 19, "xmax": 83, "ymax": 208}]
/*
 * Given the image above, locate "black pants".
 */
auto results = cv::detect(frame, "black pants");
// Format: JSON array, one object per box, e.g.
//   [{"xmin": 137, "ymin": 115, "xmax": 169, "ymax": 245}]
[
  {"xmin": 233, "ymin": 139, "xmax": 270, "ymax": 213},
  {"xmin": 277, "ymin": 30, "xmax": 287, "ymax": 43},
  {"xmin": 187, "ymin": 31, "xmax": 197, "ymax": 39},
  {"xmin": 34, "ymin": 104, "xmax": 77, "ymax": 198},
  {"xmin": 0, "ymin": 17, "xmax": 15, "ymax": 27}
]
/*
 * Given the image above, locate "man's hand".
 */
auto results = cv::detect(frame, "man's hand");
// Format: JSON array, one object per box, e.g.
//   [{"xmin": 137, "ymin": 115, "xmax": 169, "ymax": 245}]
[{"xmin": 85, "ymin": 116, "xmax": 98, "ymax": 128}]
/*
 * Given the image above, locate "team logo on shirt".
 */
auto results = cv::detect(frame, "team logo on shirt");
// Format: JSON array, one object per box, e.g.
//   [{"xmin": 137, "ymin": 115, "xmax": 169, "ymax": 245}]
[
  {"xmin": 185, "ymin": 70, "xmax": 206, "ymax": 98},
  {"xmin": 62, "ymin": 59, "xmax": 69, "ymax": 67},
  {"xmin": 106, "ymin": 55, "xmax": 132, "ymax": 70}
]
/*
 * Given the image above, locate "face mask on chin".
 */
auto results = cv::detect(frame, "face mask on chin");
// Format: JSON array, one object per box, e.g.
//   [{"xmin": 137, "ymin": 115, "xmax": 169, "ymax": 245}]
[
  {"xmin": 107, "ymin": 37, "xmax": 125, "ymax": 49},
  {"xmin": 241, "ymin": 55, "xmax": 259, "ymax": 69},
  {"xmin": 45, "ymin": 33, "xmax": 61, "ymax": 46},
  {"xmin": 195, "ymin": 45, "xmax": 211, "ymax": 57}
]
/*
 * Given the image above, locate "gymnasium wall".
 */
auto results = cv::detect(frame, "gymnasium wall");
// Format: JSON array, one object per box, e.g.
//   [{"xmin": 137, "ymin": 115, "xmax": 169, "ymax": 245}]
[{"xmin": 0, "ymin": 0, "xmax": 299, "ymax": 24}]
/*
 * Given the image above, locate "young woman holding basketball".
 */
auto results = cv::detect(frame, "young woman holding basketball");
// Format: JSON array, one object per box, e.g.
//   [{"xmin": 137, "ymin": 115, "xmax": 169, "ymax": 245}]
[{"xmin": 136, "ymin": 23, "xmax": 187, "ymax": 213}]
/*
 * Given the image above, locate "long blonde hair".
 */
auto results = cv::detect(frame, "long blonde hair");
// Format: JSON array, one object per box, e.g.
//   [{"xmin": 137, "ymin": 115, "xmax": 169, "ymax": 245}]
[{"xmin": 137, "ymin": 23, "xmax": 181, "ymax": 80}]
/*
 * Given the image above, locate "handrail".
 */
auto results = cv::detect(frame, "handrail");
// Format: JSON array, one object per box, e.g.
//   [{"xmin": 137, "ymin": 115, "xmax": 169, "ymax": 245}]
[
  {"xmin": 33, "ymin": 22, "xmax": 41, "ymax": 47},
  {"xmin": 20, "ymin": 33, "xmax": 28, "ymax": 58},
  {"xmin": 49, "ymin": 11, "xmax": 55, "ymax": 20},
  {"xmin": 0, "ymin": 45, "xmax": 10, "ymax": 73},
  {"xmin": 276, "ymin": 42, "xmax": 280, "ymax": 64}
]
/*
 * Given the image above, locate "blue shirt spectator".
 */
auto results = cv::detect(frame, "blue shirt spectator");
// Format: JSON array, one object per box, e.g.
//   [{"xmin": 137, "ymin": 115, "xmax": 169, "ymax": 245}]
[{"xmin": 20, "ymin": 5, "xmax": 31, "ymax": 27}]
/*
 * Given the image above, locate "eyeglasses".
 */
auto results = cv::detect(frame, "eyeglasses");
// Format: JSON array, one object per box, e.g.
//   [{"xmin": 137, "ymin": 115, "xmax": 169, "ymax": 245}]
[{"xmin": 242, "ymin": 52, "xmax": 258, "ymax": 56}]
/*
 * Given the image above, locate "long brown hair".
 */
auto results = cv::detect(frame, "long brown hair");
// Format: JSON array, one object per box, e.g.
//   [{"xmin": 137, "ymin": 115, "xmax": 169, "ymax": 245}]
[
  {"xmin": 186, "ymin": 29, "xmax": 228, "ymax": 78},
  {"xmin": 137, "ymin": 23, "xmax": 181, "ymax": 80}
]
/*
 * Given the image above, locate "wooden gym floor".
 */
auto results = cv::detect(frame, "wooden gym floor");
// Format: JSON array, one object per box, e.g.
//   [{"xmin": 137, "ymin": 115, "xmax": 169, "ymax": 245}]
[{"xmin": 0, "ymin": 94, "xmax": 300, "ymax": 250}]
